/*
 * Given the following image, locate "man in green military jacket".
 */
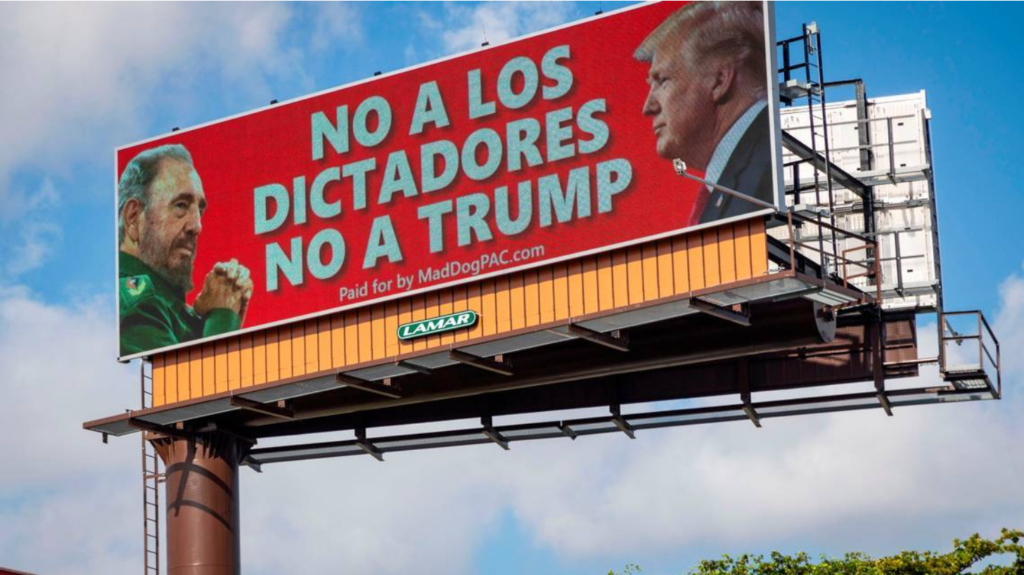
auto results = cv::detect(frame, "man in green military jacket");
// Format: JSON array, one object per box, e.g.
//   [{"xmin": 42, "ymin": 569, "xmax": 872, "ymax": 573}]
[{"xmin": 118, "ymin": 144, "xmax": 253, "ymax": 357}]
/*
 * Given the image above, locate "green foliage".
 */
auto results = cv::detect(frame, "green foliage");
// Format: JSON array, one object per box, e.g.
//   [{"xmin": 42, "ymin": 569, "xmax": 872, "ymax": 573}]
[
  {"xmin": 607, "ymin": 564, "xmax": 642, "ymax": 575},
  {"xmin": 608, "ymin": 529, "xmax": 1024, "ymax": 575}
]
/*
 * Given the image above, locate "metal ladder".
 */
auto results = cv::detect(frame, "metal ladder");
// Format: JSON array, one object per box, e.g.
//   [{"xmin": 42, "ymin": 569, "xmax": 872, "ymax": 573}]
[
  {"xmin": 141, "ymin": 360, "xmax": 162, "ymax": 575},
  {"xmin": 801, "ymin": 23, "xmax": 839, "ymax": 266},
  {"xmin": 778, "ymin": 22, "xmax": 840, "ymax": 272}
]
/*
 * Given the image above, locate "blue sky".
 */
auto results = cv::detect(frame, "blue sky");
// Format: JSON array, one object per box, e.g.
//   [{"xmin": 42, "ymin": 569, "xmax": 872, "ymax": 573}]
[{"xmin": 1, "ymin": 3, "xmax": 1023, "ymax": 575}]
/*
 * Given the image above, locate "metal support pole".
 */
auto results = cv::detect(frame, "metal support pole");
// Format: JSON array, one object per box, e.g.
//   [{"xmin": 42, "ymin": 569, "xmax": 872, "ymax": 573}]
[
  {"xmin": 854, "ymin": 80, "xmax": 878, "ymax": 282},
  {"xmin": 872, "ymin": 318, "xmax": 892, "ymax": 416},
  {"xmin": 153, "ymin": 433, "xmax": 252, "ymax": 575}
]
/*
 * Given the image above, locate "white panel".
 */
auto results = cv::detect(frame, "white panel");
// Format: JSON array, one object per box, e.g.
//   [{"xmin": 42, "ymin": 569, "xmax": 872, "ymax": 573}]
[{"xmin": 777, "ymin": 91, "xmax": 940, "ymax": 311}]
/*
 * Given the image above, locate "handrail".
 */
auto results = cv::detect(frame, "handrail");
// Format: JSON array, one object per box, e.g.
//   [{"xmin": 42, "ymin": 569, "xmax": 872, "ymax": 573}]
[
  {"xmin": 938, "ymin": 310, "xmax": 1001, "ymax": 398},
  {"xmin": 776, "ymin": 210, "xmax": 882, "ymax": 302}
]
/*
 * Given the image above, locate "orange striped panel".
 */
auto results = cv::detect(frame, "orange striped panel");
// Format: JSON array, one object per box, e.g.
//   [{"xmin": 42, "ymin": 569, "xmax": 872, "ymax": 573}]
[
  {"xmin": 153, "ymin": 354, "xmax": 166, "ymax": 406},
  {"xmin": 150, "ymin": 219, "xmax": 770, "ymax": 406},
  {"xmin": 253, "ymin": 331, "xmax": 267, "ymax": 386},
  {"xmin": 240, "ymin": 334, "xmax": 254, "ymax": 388}
]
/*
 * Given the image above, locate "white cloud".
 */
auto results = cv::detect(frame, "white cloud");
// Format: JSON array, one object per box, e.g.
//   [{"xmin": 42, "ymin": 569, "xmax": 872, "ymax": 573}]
[
  {"xmin": 238, "ymin": 273, "xmax": 1024, "ymax": 572},
  {"xmin": 0, "ymin": 286, "xmax": 136, "ymax": 488},
  {"xmin": 1, "ymin": 177, "xmax": 62, "ymax": 276},
  {"xmin": 0, "ymin": 177, "xmax": 60, "ymax": 226},
  {"xmin": 311, "ymin": 3, "xmax": 364, "ymax": 53},
  {"xmin": 0, "ymin": 3, "xmax": 1019, "ymax": 572},
  {"xmin": 1, "ymin": 269, "xmax": 1020, "ymax": 575},
  {"xmin": 486, "ymin": 294, "xmax": 1024, "ymax": 560},
  {"xmin": 6, "ymin": 220, "xmax": 62, "ymax": 276},
  {"xmin": 440, "ymin": 2, "xmax": 578, "ymax": 54},
  {"xmin": 0, "ymin": 3, "xmax": 364, "ymax": 204},
  {"xmin": 499, "ymin": 396, "xmax": 1022, "ymax": 558},
  {"xmin": 0, "ymin": 2, "xmax": 365, "ymax": 274},
  {"xmin": 995, "ymin": 266, "xmax": 1024, "ymax": 377},
  {"xmin": 0, "ymin": 285, "xmax": 138, "ymax": 574},
  {"xmin": 243, "ymin": 450, "xmax": 508, "ymax": 575}
]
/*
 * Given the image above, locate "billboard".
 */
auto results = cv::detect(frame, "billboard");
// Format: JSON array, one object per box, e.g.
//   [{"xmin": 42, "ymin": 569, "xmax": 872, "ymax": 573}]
[{"xmin": 116, "ymin": 1, "xmax": 781, "ymax": 360}]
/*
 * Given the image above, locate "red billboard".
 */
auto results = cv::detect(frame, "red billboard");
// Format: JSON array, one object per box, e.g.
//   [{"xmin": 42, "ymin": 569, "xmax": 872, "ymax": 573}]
[{"xmin": 116, "ymin": 1, "xmax": 780, "ymax": 360}]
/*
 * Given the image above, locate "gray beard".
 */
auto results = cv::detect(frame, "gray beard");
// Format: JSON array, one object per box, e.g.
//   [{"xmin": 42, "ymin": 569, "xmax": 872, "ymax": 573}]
[{"xmin": 138, "ymin": 233, "xmax": 195, "ymax": 293}]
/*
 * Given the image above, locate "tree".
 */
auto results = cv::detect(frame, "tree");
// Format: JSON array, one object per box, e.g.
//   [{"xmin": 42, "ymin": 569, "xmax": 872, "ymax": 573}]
[{"xmin": 608, "ymin": 529, "xmax": 1023, "ymax": 575}]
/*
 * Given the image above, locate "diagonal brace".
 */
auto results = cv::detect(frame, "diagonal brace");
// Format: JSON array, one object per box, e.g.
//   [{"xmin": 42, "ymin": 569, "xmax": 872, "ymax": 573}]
[
  {"xmin": 610, "ymin": 404, "xmax": 635, "ymax": 439},
  {"xmin": 337, "ymin": 374, "xmax": 403, "ymax": 399},
  {"xmin": 128, "ymin": 418, "xmax": 191, "ymax": 440},
  {"xmin": 566, "ymin": 324, "xmax": 629, "ymax": 352},
  {"xmin": 230, "ymin": 396, "xmax": 294, "ymax": 420},
  {"xmin": 396, "ymin": 360, "xmax": 432, "ymax": 375},
  {"xmin": 449, "ymin": 350, "xmax": 513, "ymax": 376},
  {"xmin": 877, "ymin": 392, "xmax": 894, "ymax": 417},
  {"xmin": 782, "ymin": 131, "xmax": 868, "ymax": 199},
  {"xmin": 355, "ymin": 428, "xmax": 384, "ymax": 462},
  {"xmin": 558, "ymin": 422, "xmax": 578, "ymax": 440},
  {"xmin": 481, "ymin": 416, "xmax": 510, "ymax": 450},
  {"xmin": 690, "ymin": 298, "xmax": 751, "ymax": 327}
]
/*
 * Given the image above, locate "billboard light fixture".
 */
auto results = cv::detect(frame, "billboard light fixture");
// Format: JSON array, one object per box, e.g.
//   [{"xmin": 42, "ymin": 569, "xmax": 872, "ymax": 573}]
[{"xmin": 674, "ymin": 159, "xmax": 777, "ymax": 211}]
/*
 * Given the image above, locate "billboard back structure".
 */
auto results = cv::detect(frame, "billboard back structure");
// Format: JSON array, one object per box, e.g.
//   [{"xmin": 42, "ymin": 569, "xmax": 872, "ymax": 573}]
[
  {"xmin": 116, "ymin": 1, "xmax": 781, "ymax": 360},
  {"xmin": 777, "ymin": 91, "xmax": 941, "ymax": 312}
]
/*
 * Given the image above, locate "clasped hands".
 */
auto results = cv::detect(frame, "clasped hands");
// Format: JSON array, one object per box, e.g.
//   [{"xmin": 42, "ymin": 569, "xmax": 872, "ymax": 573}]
[{"xmin": 193, "ymin": 259, "xmax": 254, "ymax": 325}]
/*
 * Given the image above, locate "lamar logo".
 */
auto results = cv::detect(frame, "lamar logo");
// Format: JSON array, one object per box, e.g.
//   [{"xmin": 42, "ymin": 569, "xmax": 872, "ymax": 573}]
[{"xmin": 398, "ymin": 310, "xmax": 478, "ymax": 341}]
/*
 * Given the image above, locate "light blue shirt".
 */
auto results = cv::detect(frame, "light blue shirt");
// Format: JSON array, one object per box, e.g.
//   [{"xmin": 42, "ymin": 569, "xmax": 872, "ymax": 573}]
[{"xmin": 704, "ymin": 99, "xmax": 768, "ymax": 201}]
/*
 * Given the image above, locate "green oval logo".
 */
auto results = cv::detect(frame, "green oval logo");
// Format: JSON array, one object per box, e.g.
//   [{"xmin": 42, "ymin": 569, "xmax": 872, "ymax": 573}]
[{"xmin": 398, "ymin": 310, "xmax": 478, "ymax": 341}]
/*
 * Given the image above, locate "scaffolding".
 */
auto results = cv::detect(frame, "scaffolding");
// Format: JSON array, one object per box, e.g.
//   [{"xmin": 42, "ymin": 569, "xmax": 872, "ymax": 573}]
[
  {"xmin": 775, "ymin": 24, "xmax": 942, "ymax": 314},
  {"xmin": 772, "ymin": 23, "xmax": 996, "ymax": 395}
]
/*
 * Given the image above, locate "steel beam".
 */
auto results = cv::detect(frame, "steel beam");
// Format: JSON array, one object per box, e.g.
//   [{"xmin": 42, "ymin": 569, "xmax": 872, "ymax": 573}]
[{"xmin": 782, "ymin": 131, "xmax": 868, "ymax": 198}]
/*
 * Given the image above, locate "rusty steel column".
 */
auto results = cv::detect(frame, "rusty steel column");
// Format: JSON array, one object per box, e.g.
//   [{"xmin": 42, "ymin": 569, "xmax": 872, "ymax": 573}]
[{"xmin": 153, "ymin": 432, "xmax": 252, "ymax": 575}]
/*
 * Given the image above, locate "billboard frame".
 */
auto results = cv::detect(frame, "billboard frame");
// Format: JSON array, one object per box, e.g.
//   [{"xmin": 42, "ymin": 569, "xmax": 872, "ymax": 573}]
[{"xmin": 115, "ymin": 1, "xmax": 782, "ymax": 362}]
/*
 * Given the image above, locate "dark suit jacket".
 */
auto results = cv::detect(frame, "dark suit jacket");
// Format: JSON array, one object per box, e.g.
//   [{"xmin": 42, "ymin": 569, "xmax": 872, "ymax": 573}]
[{"xmin": 698, "ymin": 107, "xmax": 775, "ymax": 224}]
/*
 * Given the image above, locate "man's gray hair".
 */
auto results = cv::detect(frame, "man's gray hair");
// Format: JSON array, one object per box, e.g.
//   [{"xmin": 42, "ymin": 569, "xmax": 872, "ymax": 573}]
[
  {"xmin": 634, "ymin": 2, "xmax": 767, "ymax": 98},
  {"xmin": 117, "ymin": 144, "xmax": 194, "ymax": 244}
]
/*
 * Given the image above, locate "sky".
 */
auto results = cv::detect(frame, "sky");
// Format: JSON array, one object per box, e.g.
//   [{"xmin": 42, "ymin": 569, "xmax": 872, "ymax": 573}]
[{"xmin": 0, "ymin": 2, "xmax": 1022, "ymax": 574}]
